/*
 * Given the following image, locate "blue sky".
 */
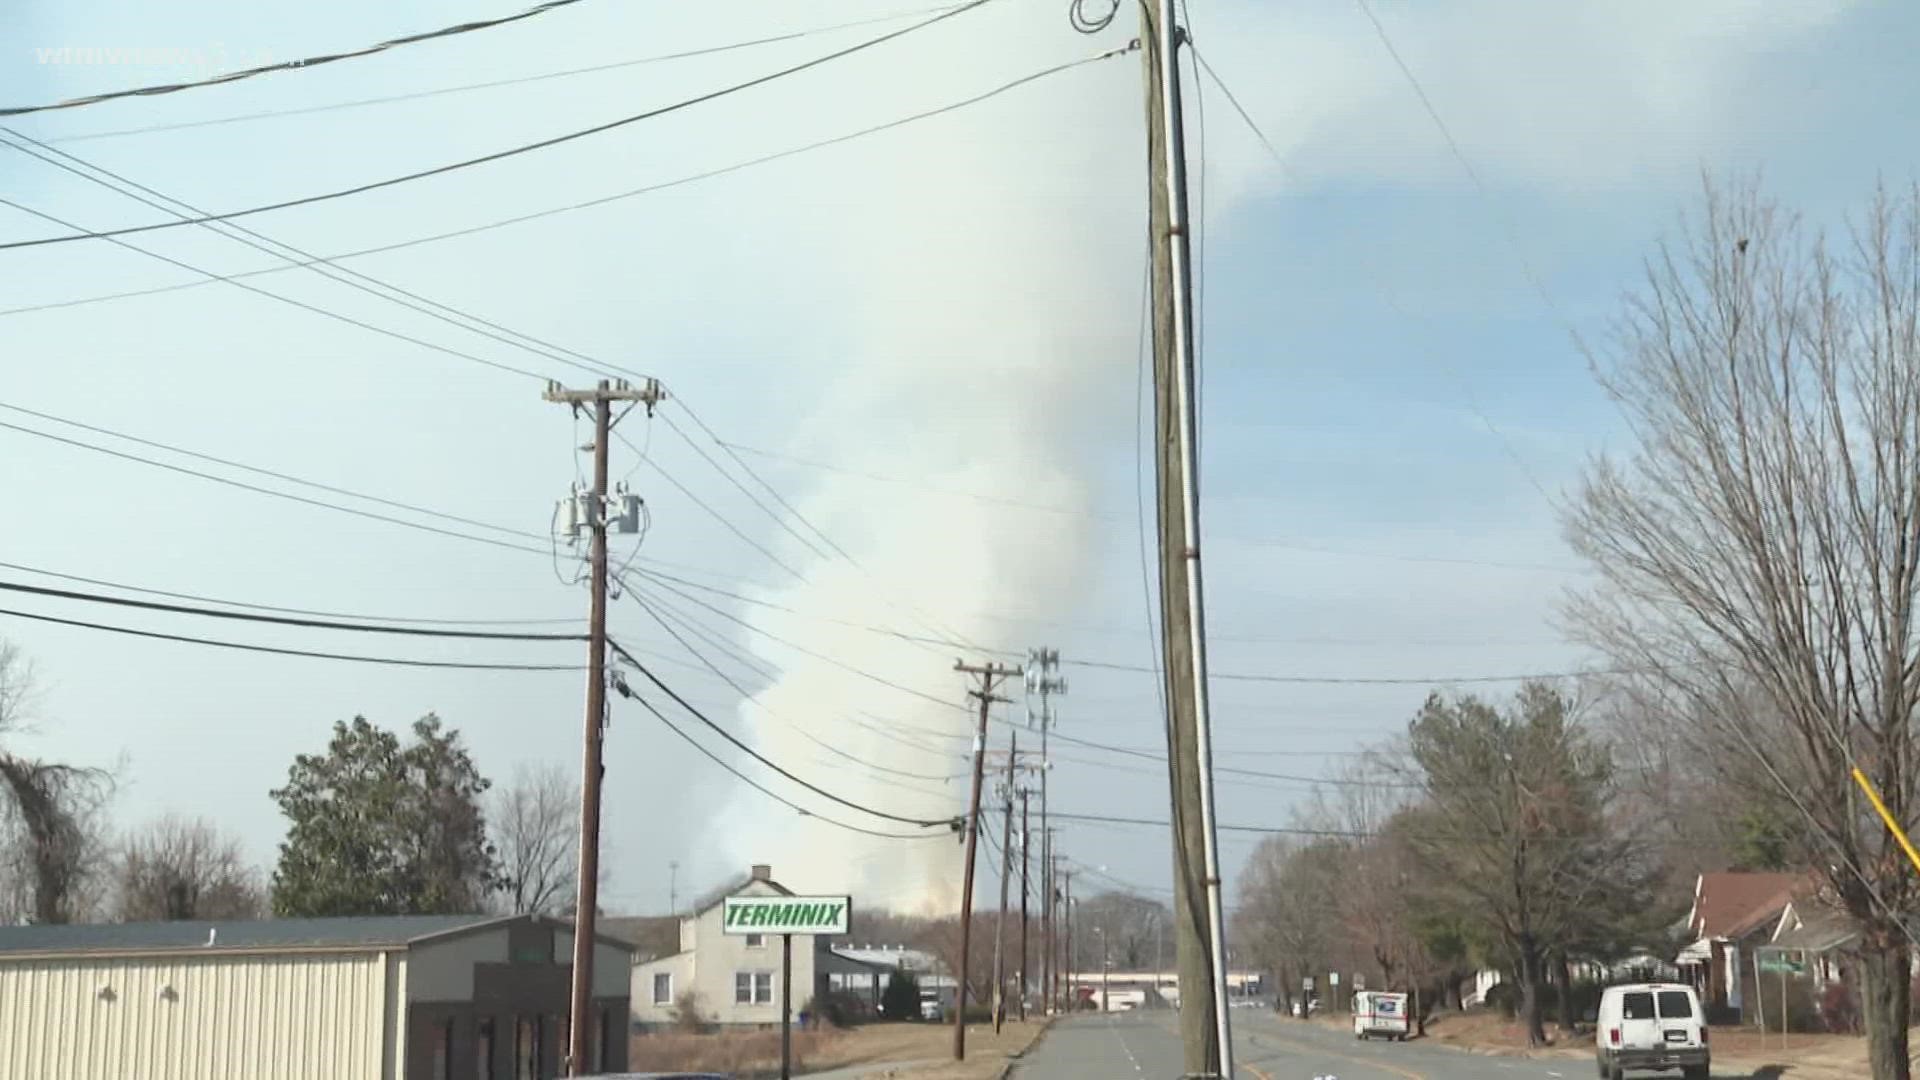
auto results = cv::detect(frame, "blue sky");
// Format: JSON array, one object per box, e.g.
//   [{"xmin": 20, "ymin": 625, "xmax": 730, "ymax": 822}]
[{"xmin": 1, "ymin": 0, "xmax": 1916, "ymax": 916}]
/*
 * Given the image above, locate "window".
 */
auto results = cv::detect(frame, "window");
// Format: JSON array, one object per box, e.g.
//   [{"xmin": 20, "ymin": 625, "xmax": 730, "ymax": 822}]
[
  {"xmin": 745, "ymin": 933, "xmax": 766, "ymax": 948},
  {"xmin": 1656, "ymin": 991, "xmax": 1695, "ymax": 1019},
  {"xmin": 515, "ymin": 1016, "xmax": 542, "ymax": 1080},
  {"xmin": 599, "ymin": 1007, "xmax": 617, "ymax": 1072},
  {"xmin": 1621, "ymin": 992, "xmax": 1655, "ymax": 1020},
  {"xmin": 653, "ymin": 972, "xmax": 673, "ymax": 1005},
  {"xmin": 475, "ymin": 1019, "xmax": 495, "ymax": 1080},
  {"xmin": 735, "ymin": 971, "xmax": 774, "ymax": 1004},
  {"xmin": 432, "ymin": 1020, "xmax": 453, "ymax": 1080}
]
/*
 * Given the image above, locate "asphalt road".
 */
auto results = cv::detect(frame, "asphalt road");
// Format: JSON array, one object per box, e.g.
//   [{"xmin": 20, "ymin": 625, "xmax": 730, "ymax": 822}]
[{"xmin": 1012, "ymin": 1009, "xmax": 1784, "ymax": 1080}]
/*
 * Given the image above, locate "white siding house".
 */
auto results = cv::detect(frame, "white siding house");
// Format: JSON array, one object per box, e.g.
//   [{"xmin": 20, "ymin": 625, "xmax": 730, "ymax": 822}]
[{"xmin": 631, "ymin": 865, "xmax": 830, "ymax": 1030}]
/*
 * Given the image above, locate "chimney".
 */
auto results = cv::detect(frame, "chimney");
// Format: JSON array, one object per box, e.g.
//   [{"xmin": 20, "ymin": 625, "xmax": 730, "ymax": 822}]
[{"xmin": 750, "ymin": 864, "xmax": 771, "ymax": 882}]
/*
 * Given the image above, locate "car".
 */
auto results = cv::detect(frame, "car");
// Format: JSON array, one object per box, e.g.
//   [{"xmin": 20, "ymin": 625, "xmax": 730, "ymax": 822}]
[{"xmin": 1595, "ymin": 982, "xmax": 1709, "ymax": 1080}]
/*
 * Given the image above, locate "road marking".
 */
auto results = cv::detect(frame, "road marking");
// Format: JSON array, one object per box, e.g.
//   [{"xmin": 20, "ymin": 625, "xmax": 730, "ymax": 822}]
[
  {"xmin": 1107, "ymin": 1015, "xmax": 1144, "ymax": 1074},
  {"xmin": 1244, "ymin": 1065, "xmax": 1273, "ymax": 1080},
  {"xmin": 1252, "ymin": 1031, "xmax": 1428, "ymax": 1080}
]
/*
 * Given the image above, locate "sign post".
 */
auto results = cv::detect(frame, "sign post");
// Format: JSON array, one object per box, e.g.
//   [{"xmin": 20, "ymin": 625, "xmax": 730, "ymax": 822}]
[{"xmin": 724, "ymin": 895, "xmax": 853, "ymax": 1080}]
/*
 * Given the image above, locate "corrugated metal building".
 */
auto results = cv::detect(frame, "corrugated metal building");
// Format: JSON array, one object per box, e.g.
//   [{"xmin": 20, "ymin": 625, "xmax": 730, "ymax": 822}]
[{"xmin": 0, "ymin": 913, "xmax": 632, "ymax": 1080}]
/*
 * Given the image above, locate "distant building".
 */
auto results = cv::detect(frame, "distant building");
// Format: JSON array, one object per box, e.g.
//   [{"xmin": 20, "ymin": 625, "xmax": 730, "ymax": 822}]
[
  {"xmin": 630, "ymin": 864, "xmax": 833, "ymax": 1031},
  {"xmin": 0, "ymin": 912, "xmax": 632, "ymax": 1080},
  {"xmin": 825, "ymin": 944, "xmax": 956, "ymax": 1017}
]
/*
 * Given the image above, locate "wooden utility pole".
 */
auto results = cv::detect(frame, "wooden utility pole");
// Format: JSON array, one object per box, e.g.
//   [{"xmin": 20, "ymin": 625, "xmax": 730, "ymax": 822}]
[
  {"xmin": 1061, "ymin": 868, "xmax": 1075, "ymax": 1011},
  {"xmin": 1041, "ymin": 828, "xmax": 1054, "ymax": 1014},
  {"xmin": 543, "ymin": 377, "xmax": 665, "ymax": 1076},
  {"xmin": 991, "ymin": 733, "xmax": 1017, "ymax": 1032},
  {"xmin": 952, "ymin": 659, "xmax": 1020, "ymax": 1060},
  {"xmin": 1018, "ymin": 788, "xmax": 1031, "ymax": 1022},
  {"xmin": 1137, "ymin": 0, "xmax": 1233, "ymax": 1075}
]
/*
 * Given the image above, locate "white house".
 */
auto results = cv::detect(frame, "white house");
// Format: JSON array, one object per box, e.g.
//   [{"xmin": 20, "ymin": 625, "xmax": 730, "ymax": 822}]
[{"xmin": 631, "ymin": 865, "xmax": 832, "ymax": 1031}]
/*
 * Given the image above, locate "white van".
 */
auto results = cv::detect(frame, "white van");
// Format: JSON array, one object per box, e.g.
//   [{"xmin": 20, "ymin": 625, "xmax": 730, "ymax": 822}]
[
  {"xmin": 1351, "ymin": 990, "xmax": 1410, "ymax": 1040},
  {"xmin": 1595, "ymin": 983, "xmax": 1709, "ymax": 1080}
]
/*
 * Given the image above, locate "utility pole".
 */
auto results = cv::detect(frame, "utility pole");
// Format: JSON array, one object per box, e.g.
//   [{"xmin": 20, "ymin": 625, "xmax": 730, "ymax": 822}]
[
  {"xmin": 1042, "ymin": 828, "xmax": 1055, "ymax": 1014},
  {"xmin": 952, "ymin": 659, "xmax": 1020, "ymax": 1061},
  {"xmin": 1137, "ymin": 0, "xmax": 1233, "ymax": 1075},
  {"xmin": 544, "ymin": 377, "xmax": 665, "ymax": 1077},
  {"xmin": 669, "ymin": 861, "xmax": 679, "ymax": 916},
  {"xmin": 990, "ymin": 733, "xmax": 1016, "ymax": 1033},
  {"xmin": 1025, "ymin": 649, "xmax": 1064, "ymax": 1015},
  {"xmin": 1061, "ymin": 869, "xmax": 1075, "ymax": 1012},
  {"xmin": 1018, "ymin": 788, "xmax": 1031, "ymax": 1022}
]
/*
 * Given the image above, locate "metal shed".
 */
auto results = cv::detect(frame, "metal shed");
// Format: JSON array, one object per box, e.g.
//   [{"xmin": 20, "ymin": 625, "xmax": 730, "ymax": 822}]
[{"xmin": 0, "ymin": 913, "xmax": 632, "ymax": 1080}]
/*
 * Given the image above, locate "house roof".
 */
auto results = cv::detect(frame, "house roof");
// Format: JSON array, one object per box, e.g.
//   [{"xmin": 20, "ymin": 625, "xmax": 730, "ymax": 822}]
[
  {"xmin": 689, "ymin": 873, "xmax": 792, "ymax": 915},
  {"xmin": 598, "ymin": 916, "xmax": 681, "ymax": 962},
  {"xmin": 1772, "ymin": 913, "xmax": 1858, "ymax": 954},
  {"xmin": 1689, "ymin": 872, "xmax": 1805, "ymax": 939},
  {"xmin": 0, "ymin": 914, "xmax": 511, "ymax": 958}
]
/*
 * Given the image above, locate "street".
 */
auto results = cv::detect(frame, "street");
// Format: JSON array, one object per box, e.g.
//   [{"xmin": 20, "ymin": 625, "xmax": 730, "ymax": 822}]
[{"xmin": 1011, "ymin": 1010, "xmax": 1787, "ymax": 1080}]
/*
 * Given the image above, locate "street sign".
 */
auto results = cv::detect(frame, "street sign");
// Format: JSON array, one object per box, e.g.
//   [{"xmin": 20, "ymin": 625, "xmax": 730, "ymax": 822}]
[
  {"xmin": 1758, "ymin": 955, "xmax": 1807, "ymax": 976},
  {"xmin": 1302, "ymin": 977, "xmax": 1314, "ymax": 992},
  {"xmin": 1329, "ymin": 972, "xmax": 1341, "ymax": 987},
  {"xmin": 722, "ymin": 895, "xmax": 852, "ymax": 936}
]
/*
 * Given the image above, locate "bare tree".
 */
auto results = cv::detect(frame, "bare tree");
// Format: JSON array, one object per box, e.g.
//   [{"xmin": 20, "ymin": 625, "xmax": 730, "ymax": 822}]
[
  {"xmin": 491, "ymin": 763, "xmax": 578, "ymax": 916},
  {"xmin": 115, "ymin": 815, "xmax": 263, "ymax": 921},
  {"xmin": 0, "ymin": 757, "xmax": 112, "ymax": 924},
  {"xmin": 0, "ymin": 640, "xmax": 112, "ymax": 924},
  {"xmin": 1565, "ymin": 180, "xmax": 1920, "ymax": 1080},
  {"xmin": 1235, "ymin": 835, "xmax": 1338, "ymax": 1016}
]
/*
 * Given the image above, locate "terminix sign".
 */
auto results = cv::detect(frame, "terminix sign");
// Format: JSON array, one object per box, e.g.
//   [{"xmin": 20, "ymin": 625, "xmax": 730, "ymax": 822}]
[{"xmin": 722, "ymin": 895, "xmax": 852, "ymax": 936}]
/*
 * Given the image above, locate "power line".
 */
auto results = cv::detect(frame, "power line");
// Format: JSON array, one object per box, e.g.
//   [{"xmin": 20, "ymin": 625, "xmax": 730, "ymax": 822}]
[
  {"xmin": 623, "ymin": 584, "xmax": 958, "ymax": 792},
  {"xmin": 0, "ymin": 128, "xmax": 632, "ymax": 387},
  {"xmin": 1044, "ymin": 728, "xmax": 1417, "ymax": 789},
  {"xmin": 35, "ymin": 5, "xmax": 973, "ymax": 144},
  {"xmin": 0, "ymin": 606, "xmax": 580, "ymax": 671},
  {"xmin": 1348, "ymin": 0, "xmax": 1567, "ymax": 324},
  {"xmin": 619, "ymin": 433, "xmax": 809, "ymax": 582},
  {"xmin": 0, "ymin": 49, "xmax": 1126, "ymax": 324},
  {"xmin": 0, "ymin": 1, "xmax": 1000, "ymax": 251},
  {"xmin": 0, "ymin": 188, "xmax": 551, "ymax": 382},
  {"xmin": 625, "ymin": 567, "xmax": 973, "ymax": 714},
  {"xmin": 1, "ymin": 0, "xmax": 598, "ymax": 117},
  {"xmin": 1063, "ymin": 656, "xmax": 1618, "ymax": 686},
  {"xmin": 0, "ymin": 559, "xmax": 580, "ymax": 627},
  {"xmin": 619, "ymin": 688, "xmax": 948, "ymax": 841},
  {"xmin": 0, "ymin": 416, "xmax": 553, "ymax": 558},
  {"xmin": 664, "ymin": 400, "xmax": 992, "ymax": 659},
  {"xmin": 609, "ymin": 640, "xmax": 954, "ymax": 829},
  {"xmin": 1050, "ymin": 811, "xmax": 1377, "ymax": 839},
  {"xmin": 0, "ymin": 399, "xmax": 547, "ymax": 542},
  {"xmin": 0, "ymin": 578, "xmax": 585, "ymax": 642},
  {"xmin": 723, "ymin": 439, "xmax": 1583, "ymax": 574},
  {"xmin": 1185, "ymin": 43, "xmax": 1560, "ymax": 506}
]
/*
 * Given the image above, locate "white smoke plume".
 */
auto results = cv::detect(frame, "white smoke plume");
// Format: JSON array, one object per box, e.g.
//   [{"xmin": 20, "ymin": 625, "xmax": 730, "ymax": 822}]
[{"xmin": 704, "ymin": 5, "xmax": 1144, "ymax": 913}]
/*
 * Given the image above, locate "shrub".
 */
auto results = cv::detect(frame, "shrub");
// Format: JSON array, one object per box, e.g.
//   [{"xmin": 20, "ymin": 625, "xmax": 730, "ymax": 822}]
[
  {"xmin": 806, "ymin": 991, "xmax": 867, "ymax": 1029},
  {"xmin": 672, "ymin": 988, "xmax": 709, "ymax": 1034},
  {"xmin": 1483, "ymin": 982, "xmax": 1519, "ymax": 1019},
  {"xmin": 881, "ymin": 970, "xmax": 923, "ymax": 1021}
]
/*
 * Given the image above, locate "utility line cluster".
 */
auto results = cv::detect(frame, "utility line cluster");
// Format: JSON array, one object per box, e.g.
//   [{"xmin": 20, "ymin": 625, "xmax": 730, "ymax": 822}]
[{"xmin": 0, "ymin": 0, "xmax": 1620, "ymax": 902}]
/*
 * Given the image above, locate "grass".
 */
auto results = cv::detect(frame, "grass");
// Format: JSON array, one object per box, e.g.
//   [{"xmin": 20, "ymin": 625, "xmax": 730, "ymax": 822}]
[{"xmin": 628, "ymin": 1019, "xmax": 1051, "ymax": 1079}]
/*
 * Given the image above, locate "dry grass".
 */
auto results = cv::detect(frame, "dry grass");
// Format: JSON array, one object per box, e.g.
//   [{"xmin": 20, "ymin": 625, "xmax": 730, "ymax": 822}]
[
  {"xmin": 628, "ymin": 1028, "xmax": 841, "ymax": 1074},
  {"xmin": 628, "ymin": 1020, "xmax": 1050, "ymax": 1079}
]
